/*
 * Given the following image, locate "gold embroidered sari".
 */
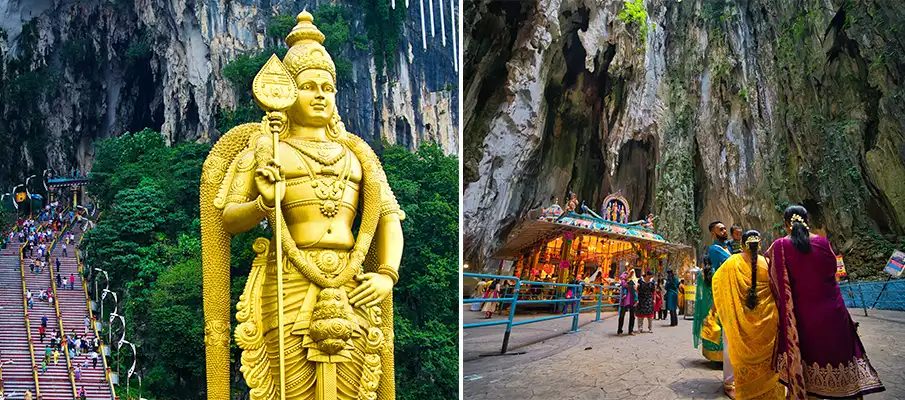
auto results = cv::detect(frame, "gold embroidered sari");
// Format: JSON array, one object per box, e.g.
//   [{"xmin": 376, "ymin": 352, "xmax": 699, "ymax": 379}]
[{"xmin": 712, "ymin": 254, "xmax": 785, "ymax": 400}]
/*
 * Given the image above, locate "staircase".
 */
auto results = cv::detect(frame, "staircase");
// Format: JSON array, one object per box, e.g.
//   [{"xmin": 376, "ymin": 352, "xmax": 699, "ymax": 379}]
[
  {"xmin": 0, "ymin": 240, "xmax": 38, "ymax": 398},
  {"xmin": 54, "ymin": 229, "xmax": 113, "ymax": 399},
  {"xmin": 23, "ymin": 236, "xmax": 76, "ymax": 399}
]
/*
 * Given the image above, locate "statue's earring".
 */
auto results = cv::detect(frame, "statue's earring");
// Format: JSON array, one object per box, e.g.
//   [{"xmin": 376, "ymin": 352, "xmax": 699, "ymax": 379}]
[{"xmin": 326, "ymin": 114, "xmax": 344, "ymax": 141}]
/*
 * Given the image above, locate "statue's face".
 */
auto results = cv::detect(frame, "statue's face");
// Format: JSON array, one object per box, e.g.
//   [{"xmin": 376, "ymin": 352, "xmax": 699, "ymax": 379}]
[{"xmin": 291, "ymin": 69, "xmax": 336, "ymax": 127}]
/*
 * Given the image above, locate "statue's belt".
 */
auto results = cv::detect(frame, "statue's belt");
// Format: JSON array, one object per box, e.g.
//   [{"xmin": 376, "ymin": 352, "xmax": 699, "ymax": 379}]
[{"xmin": 260, "ymin": 248, "xmax": 371, "ymax": 364}]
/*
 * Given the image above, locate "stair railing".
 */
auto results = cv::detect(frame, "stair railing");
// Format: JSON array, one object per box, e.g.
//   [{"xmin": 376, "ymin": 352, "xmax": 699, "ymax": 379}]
[
  {"xmin": 0, "ymin": 223, "xmax": 23, "ymax": 400},
  {"xmin": 18, "ymin": 224, "xmax": 41, "ymax": 399},
  {"xmin": 49, "ymin": 216, "xmax": 80, "ymax": 398},
  {"xmin": 77, "ymin": 209, "xmax": 117, "ymax": 399}
]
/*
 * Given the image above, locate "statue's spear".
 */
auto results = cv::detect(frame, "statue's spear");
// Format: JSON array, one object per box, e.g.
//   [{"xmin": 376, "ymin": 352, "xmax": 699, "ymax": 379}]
[{"xmin": 252, "ymin": 54, "xmax": 298, "ymax": 400}]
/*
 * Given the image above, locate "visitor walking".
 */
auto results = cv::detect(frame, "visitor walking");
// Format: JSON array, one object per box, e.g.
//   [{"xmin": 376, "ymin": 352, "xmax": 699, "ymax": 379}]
[
  {"xmin": 712, "ymin": 230, "xmax": 784, "ymax": 399},
  {"xmin": 693, "ymin": 221, "xmax": 733, "ymax": 366},
  {"xmin": 470, "ymin": 279, "xmax": 487, "ymax": 311},
  {"xmin": 55, "ymin": 273, "xmax": 62, "ymax": 289},
  {"xmin": 616, "ymin": 270, "xmax": 637, "ymax": 336},
  {"xmin": 665, "ymin": 269, "xmax": 679, "ymax": 326},
  {"xmin": 41, "ymin": 315, "xmax": 47, "ymax": 328},
  {"xmin": 636, "ymin": 271, "xmax": 655, "ymax": 333},
  {"xmin": 38, "ymin": 324, "xmax": 45, "ymax": 342},
  {"xmin": 74, "ymin": 364, "xmax": 81, "ymax": 381},
  {"xmin": 53, "ymin": 348, "xmax": 59, "ymax": 365},
  {"xmin": 90, "ymin": 349, "xmax": 98, "ymax": 368},
  {"xmin": 55, "ymin": 257, "xmax": 60, "ymax": 273},
  {"xmin": 79, "ymin": 387, "xmax": 87, "ymax": 400},
  {"xmin": 653, "ymin": 281, "xmax": 664, "ymax": 320},
  {"xmin": 84, "ymin": 316, "xmax": 90, "ymax": 334},
  {"xmin": 768, "ymin": 205, "xmax": 886, "ymax": 399},
  {"xmin": 480, "ymin": 280, "xmax": 500, "ymax": 319},
  {"xmin": 69, "ymin": 273, "xmax": 75, "ymax": 290},
  {"xmin": 62, "ymin": 243, "xmax": 67, "ymax": 257}
]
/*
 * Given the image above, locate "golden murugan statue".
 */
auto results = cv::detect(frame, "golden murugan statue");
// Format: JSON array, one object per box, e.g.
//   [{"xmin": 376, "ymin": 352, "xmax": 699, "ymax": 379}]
[{"xmin": 200, "ymin": 11, "xmax": 404, "ymax": 400}]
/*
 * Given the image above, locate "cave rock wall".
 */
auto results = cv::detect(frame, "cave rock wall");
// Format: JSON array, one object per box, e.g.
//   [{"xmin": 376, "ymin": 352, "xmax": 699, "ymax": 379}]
[
  {"xmin": 463, "ymin": 0, "xmax": 905, "ymax": 276},
  {"xmin": 0, "ymin": 0, "xmax": 459, "ymax": 185}
]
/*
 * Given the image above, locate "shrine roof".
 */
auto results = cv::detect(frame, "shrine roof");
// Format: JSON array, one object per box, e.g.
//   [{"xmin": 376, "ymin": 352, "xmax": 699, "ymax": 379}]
[{"xmin": 492, "ymin": 208, "xmax": 692, "ymax": 259}]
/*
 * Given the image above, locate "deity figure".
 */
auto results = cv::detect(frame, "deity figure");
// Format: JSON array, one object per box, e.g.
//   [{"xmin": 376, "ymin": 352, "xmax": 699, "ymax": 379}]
[
  {"xmin": 200, "ymin": 12, "xmax": 404, "ymax": 400},
  {"xmin": 565, "ymin": 192, "xmax": 579, "ymax": 213}
]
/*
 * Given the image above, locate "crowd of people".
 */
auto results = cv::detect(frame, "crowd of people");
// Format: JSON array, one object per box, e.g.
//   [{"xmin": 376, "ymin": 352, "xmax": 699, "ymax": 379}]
[
  {"xmin": 615, "ymin": 267, "xmax": 681, "ymax": 335},
  {"xmin": 5, "ymin": 202, "xmax": 98, "ymax": 400},
  {"xmin": 691, "ymin": 205, "xmax": 885, "ymax": 399}
]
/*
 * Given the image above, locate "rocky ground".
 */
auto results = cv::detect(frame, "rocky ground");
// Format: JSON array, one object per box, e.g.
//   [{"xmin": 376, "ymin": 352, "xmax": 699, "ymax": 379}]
[{"xmin": 463, "ymin": 307, "xmax": 905, "ymax": 399}]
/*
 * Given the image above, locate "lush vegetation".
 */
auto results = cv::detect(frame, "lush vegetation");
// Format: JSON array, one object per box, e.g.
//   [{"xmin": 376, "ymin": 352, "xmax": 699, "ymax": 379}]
[
  {"xmin": 83, "ymin": 129, "xmax": 458, "ymax": 399},
  {"xmin": 361, "ymin": 0, "xmax": 405, "ymax": 75},
  {"xmin": 618, "ymin": 0, "xmax": 651, "ymax": 50}
]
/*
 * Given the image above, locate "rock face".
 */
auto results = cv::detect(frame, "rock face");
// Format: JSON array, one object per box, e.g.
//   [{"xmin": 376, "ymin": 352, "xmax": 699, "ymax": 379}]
[
  {"xmin": 463, "ymin": 0, "xmax": 905, "ymax": 278},
  {"xmin": 0, "ymin": 0, "xmax": 458, "ymax": 184}
]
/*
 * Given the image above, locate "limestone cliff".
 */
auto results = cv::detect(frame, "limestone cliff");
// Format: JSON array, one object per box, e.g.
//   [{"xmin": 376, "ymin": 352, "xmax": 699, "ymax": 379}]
[
  {"xmin": 463, "ymin": 0, "xmax": 905, "ymax": 278},
  {"xmin": 0, "ymin": 0, "xmax": 458, "ymax": 185}
]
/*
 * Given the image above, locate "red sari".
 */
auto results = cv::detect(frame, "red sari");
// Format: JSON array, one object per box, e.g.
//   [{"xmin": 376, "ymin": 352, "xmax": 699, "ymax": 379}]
[
  {"xmin": 653, "ymin": 290, "xmax": 663, "ymax": 314},
  {"xmin": 768, "ymin": 236, "xmax": 885, "ymax": 399}
]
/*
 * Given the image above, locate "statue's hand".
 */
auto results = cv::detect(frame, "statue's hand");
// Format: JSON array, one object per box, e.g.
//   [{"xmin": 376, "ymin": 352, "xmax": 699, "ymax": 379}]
[
  {"xmin": 255, "ymin": 159, "xmax": 284, "ymax": 206},
  {"xmin": 349, "ymin": 273, "xmax": 394, "ymax": 308}
]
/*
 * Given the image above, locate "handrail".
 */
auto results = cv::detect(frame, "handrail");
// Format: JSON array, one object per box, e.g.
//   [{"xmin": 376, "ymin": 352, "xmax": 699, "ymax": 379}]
[
  {"xmin": 76, "ymin": 213, "xmax": 117, "ymax": 399},
  {"xmin": 49, "ymin": 217, "xmax": 80, "ymax": 398},
  {"xmin": 463, "ymin": 273, "xmax": 621, "ymax": 353},
  {"xmin": 19, "ymin": 224, "xmax": 41, "ymax": 399}
]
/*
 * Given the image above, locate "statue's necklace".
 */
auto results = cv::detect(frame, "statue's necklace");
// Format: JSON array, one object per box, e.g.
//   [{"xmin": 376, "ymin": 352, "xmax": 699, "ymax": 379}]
[
  {"xmin": 284, "ymin": 138, "xmax": 345, "ymax": 166},
  {"xmin": 295, "ymin": 145, "xmax": 352, "ymax": 219}
]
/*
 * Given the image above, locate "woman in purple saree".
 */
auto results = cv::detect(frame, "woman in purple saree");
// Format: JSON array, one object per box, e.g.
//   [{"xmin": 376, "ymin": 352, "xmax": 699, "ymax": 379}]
[{"xmin": 768, "ymin": 205, "xmax": 885, "ymax": 399}]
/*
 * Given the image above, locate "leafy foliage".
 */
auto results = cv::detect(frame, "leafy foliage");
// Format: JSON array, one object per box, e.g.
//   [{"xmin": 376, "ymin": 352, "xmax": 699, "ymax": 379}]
[
  {"xmin": 83, "ymin": 129, "xmax": 211, "ymax": 398},
  {"xmin": 362, "ymin": 0, "xmax": 405, "ymax": 75},
  {"xmin": 266, "ymin": 14, "xmax": 296, "ymax": 41},
  {"xmin": 381, "ymin": 142, "xmax": 459, "ymax": 400},
  {"xmin": 84, "ymin": 130, "xmax": 458, "ymax": 399},
  {"xmin": 618, "ymin": 0, "xmax": 650, "ymax": 50},
  {"xmin": 217, "ymin": 47, "xmax": 288, "ymax": 132}
]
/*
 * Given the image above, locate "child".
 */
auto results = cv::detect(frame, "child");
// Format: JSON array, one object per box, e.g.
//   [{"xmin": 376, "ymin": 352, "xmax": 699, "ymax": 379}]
[{"xmin": 653, "ymin": 284, "xmax": 663, "ymax": 320}]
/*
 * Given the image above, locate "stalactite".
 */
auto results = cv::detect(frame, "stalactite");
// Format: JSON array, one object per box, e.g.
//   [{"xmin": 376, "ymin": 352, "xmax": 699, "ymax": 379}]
[
  {"xmin": 420, "ymin": 0, "xmax": 427, "ymax": 50},
  {"xmin": 439, "ymin": 0, "xmax": 446, "ymax": 46},
  {"xmin": 450, "ymin": 0, "xmax": 457, "ymax": 71},
  {"xmin": 429, "ymin": 0, "xmax": 435, "ymax": 37}
]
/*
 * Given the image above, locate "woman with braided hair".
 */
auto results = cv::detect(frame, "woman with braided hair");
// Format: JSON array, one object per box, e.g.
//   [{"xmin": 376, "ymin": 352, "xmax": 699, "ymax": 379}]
[
  {"xmin": 712, "ymin": 230, "xmax": 784, "ymax": 399},
  {"xmin": 768, "ymin": 205, "xmax": 885, "ymax": 399}
]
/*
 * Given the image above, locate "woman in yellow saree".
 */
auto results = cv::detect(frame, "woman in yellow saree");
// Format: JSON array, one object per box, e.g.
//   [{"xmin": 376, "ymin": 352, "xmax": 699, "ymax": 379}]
[{"xmin": 712, "ymin": 230, "xmax": 785, "ymax": 400}]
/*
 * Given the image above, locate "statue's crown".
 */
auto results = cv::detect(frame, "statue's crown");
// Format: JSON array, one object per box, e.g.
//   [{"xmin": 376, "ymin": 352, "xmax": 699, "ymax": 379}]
[{"xmin": 283, "ymin": 11, "xmax": 337, "ymax": 81}]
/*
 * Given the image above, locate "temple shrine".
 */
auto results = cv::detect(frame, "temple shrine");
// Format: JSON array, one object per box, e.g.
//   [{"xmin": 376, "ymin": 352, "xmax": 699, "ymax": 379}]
[{"xmin": 493, "ymin": 192, "xmax": 692, "ymax": 285}]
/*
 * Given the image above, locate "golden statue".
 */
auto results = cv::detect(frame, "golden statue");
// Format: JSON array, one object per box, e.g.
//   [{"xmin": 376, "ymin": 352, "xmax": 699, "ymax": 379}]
[{"xmin": 200, "ymin": 11, "xmax": 404, "ymax": 400}]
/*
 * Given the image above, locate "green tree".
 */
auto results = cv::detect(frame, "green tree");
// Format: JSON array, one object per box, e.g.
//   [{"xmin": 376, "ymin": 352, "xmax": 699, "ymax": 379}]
[{"xmin": 381, "ymin": 143, "xmax": 459, "ymax": 400}]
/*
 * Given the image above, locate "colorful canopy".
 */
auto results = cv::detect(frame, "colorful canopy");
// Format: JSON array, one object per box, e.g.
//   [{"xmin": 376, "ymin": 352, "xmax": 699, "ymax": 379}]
[{"xmin": 493, "ymin": 204, "xmax": 691, "ymax": 259}]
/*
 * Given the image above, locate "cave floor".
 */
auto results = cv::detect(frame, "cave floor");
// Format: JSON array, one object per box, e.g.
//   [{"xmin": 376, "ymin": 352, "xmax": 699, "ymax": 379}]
[{"xmin": 462, "ymin": 307, "xmax": 905, "ymax": 399}]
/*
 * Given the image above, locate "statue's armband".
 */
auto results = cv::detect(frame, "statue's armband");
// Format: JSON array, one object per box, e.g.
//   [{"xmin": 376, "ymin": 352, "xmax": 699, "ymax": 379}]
[
  {"xmin": 221, "ymin": 149, "xmax": 259, "ymax": 208},
  {"xmin": 376, "ymin": 165, "xmax": 404, "ymax": 221}
]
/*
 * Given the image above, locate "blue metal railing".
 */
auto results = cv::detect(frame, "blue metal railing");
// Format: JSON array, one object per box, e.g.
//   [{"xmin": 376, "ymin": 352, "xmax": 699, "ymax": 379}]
[
  {"xmin": 839, "ymin": 279, "xmax": 905, "ymax": 311},
  {"xmin": 463, "ymin": 273, "xmax": 622, "ymax": 354}
]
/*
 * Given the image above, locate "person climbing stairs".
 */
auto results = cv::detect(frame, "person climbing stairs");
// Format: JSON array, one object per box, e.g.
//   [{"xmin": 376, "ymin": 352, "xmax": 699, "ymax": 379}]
[{"xmin": 0, "ymin": 236, "xmax": 38, "ymax": 398}]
